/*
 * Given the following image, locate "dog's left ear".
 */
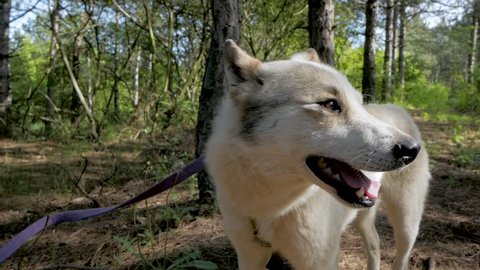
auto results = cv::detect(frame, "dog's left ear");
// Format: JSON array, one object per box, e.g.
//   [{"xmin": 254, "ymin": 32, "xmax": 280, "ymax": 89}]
[
  {"xmin": 291, "ymin": 49, "xmax": 321, "ymax": 63},
  {"xmin": 224, "ymin": 39, "xmax": 262, "ymax": 84},
  {"xmin": 224, "ymin": 39, "xmax": 263, "ymax": 104}
]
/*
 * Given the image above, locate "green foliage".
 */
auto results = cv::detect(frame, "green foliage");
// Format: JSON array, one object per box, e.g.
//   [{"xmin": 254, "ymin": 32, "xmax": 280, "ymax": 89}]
[
  {"xmin": 11, "ymin": 35, "xmax": 49, "ymax": 88},
  {"xmin": 114, "ymin": 235, "xmax": 157, "ymax": 268},
  {"xmin": 336, "ymin": 44, "xmax": 364, "ymax": 90},
  {"xmin": 450, "ymin": 120, "xmax": 480, "ymax": 169},
  {"xmin": 9, "ymin": 34, "xmax": 49, "ymax": 136},
  {"xmin": 454, "ymin": 148, "xmax": 480, "ymax": 169},
  {"xmin": 157, "ymin": 204, "xmax": 195, "ymax": 230},
  {"xmin": 449, "ymin": 73, "xmax": 480, "ymax": 113},
  {"xmin": 7, "ymin": 0, "xmax": 209, "ymax": 140},
  {"xmin": 167, "ymin": 249, "xmax": 218, "ymax": 270},
  {"xmin": 402, "ymin": 76, "xmax": 450, "ymax": 113},
  {"xmin": 451, "ymin": 124, "xmax": 466, "ymax": 144},
  {"xmin": 6, "ymin": 0, "xmax": 480, "ymax": 140},
  {"xmin": 335, "ymin": 2, "xmax": 364, "ymax": 90},
  {"xmin": 420, "ymin": 111, "xmax": 477, "ymax": 123},
  {"xmin": 241, "ymin": 0, "xmax": 308, "ymax": 60}
]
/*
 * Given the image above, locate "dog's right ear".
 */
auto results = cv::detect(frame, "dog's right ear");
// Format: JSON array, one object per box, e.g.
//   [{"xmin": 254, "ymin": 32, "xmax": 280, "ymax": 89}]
[
  {"xmin": 224, "ymin": 39, "xmax": 262, "ymax": 104},
  {"xmin": 290, "ymin": 49, "xmax": 321, "ymax": 63}
]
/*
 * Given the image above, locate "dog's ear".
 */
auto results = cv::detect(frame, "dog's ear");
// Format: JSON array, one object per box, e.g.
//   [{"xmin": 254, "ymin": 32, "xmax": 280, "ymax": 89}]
[
  {"xmin": 224, "ymin": 39, "xmax": 262, "ymax": 84},
  {"xmin": 291, "ymin": 49, "xmax": 321, "ymax": 63},
  {"xmin": 224, "ymin": 40, "xmax": 262, "ymax": 104}
]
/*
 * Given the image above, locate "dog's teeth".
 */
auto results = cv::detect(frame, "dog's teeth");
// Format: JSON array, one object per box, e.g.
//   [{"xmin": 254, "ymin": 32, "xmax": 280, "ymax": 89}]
[
  {"xmin": 356, "ymin": 187, "xmax": 365, "ymax": 198},
  {"xmin": 332, "ymin": 174, "xmax": 340, "ymax": 180},
  {"xmin": 317, "ymin": 159, "xmax": 327, "ymax": 169},
  {"xmin": 323, "ymin": 168, "xmax": 332, "ymax": 175}
]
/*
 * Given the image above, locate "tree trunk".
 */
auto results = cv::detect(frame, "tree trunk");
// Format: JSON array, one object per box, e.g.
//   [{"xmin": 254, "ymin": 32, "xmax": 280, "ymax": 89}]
[
  {"xmin": 467, "ymin": 15, "xmax": 478, "ymax": 84},
  {"xmin": 59, "ymin": 43, "xmax": 97, "ymax": 138},
  {"xmin": 133, "ymin": 48, "xmax": 141, "ymax": 107},
  {"xmin": 84, "ymin": 1, "xmax": 94, "ymax": 111},
  {"xmin": 87, "ymin": 51, "xmax": 93, "ymax": 109},
  {"xmin": 307, "ymin": 0, "xmax": 335, "ymax": 66},
  {"xmin": 382, "ymin": 0, "xmax": 394, "ymax": 102},
  {"xmin": 113, "ymin": 10, "xmax": 119, "ymax": 118},
  {"xmin": 132, "ymin": 51, "xmax": 153, "ymax": 125},
  {"xmin": 54, "ymin": 29, "xmax": 98, "ymax": 139},
  {"xmin": 70, "ymin": 6, "xmax": 92, "ymax": 122},
  {"xmin": 391, "ymin": 0, "xmax": 398, "ymax": 97},
  {"xmin": 195, "ymin": 0, "xmax": 241, "ymax": 203},
  {"xmin": 362, "ymin": 0, "xmax": 378, "ymax": 103},
  {"xmin": 113, "ymin": 79, "xmax": 119, "ymax": 118},
  {"xmin": 45, "ymin": 0, "xmax": 60, "ymax": 134},
  {"xmin": 71, "ymin": 33, "xmax": 83, "ymax": 121},
  {"xmin": 0, "ymin": 0, "xmax": 11, "ymax": 138},
  {"xmin": 397, "ymin": 0, "xmax": 406, "ymax": 94}
]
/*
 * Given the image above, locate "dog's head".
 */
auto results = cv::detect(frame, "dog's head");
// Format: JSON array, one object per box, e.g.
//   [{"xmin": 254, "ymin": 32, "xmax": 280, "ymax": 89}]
[{"xmin": 222, "ymin": 40, "xmax": 420, "ymax": 208}]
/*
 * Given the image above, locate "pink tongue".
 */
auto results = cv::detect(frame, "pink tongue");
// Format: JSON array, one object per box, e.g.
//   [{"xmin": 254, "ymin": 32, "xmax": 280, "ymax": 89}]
[{"xmin": 331, "ymin": 161, "xmax": 381, "ymax": 199}]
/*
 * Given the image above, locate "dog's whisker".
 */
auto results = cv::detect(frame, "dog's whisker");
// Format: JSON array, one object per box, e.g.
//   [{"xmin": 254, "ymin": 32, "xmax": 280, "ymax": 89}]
[{"xmin": 350, "ymin": 149, "xmax": 370, "ymax": 163}]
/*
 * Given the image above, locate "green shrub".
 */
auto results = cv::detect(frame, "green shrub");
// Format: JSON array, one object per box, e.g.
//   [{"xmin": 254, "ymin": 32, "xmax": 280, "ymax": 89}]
[
  {"xmin": 449, "ymin": 80, "xmax": 479, "ymax": 113},
  {"xmin": 402, "ymin": 77, "xmax": 450, "ymax": 112}
]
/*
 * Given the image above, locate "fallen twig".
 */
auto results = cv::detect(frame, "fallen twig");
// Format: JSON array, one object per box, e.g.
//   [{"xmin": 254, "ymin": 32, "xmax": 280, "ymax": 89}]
[{"xmin": 50, "ymin": 161, "xmax": 101, "ymax": 207}]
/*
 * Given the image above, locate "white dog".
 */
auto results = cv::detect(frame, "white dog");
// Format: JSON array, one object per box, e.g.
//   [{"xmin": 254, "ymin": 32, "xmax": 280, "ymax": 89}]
[{"xmin": 205, "ymin": 40, "xmax": 430, "ymax": 270}]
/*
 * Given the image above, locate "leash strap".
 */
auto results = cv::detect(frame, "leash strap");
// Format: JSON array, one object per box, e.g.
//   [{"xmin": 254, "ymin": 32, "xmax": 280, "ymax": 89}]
[{"xmin": 0, "ymin": 157, "xmax": 205, "ymax": 263}]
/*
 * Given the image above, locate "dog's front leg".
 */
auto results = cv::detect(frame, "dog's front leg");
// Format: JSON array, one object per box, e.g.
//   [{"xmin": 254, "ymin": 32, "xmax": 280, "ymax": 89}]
[
  {"xmin": 221, "ymin": 211, "xmax": 272, "ymax": 270},
  {"xmin": 354, "ymin": 204, "xmax": 381, "ymax": 270}
]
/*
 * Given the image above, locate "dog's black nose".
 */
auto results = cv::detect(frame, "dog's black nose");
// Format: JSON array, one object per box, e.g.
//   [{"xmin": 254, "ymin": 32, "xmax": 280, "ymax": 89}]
[{"xmin": 392, "ymin": 142, "xmax": 421, "ymax": 165}]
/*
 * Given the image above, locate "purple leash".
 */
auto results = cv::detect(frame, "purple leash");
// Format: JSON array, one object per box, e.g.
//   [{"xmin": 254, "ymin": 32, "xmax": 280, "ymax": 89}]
[{"xmin": 0, "ymin": 157, "xmax": 205, "ymax": 264}]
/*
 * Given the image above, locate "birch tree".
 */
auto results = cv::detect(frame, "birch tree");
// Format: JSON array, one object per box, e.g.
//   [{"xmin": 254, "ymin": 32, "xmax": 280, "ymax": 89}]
[
  {"xmin": 397, "ymin": 0, "xmax": 407, "ymax": 92},
  {"xmin": 382, "ymin": 0, "xmax": 395, "ymax": 101},
  {"xmin": 467, "ymin": 0, "xmax": 479, "ymax": 83},
  {"xmin": 391, "ymin": 0, "xmax": 399, "ymax": 92},
  {"xmin": 132, "ymin": 48, "xmax": 141, "ymax": 107}
]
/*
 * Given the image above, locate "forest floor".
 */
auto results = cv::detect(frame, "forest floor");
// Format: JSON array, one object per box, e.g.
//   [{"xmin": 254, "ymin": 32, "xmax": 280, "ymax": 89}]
[{"xmin": 1, "ymin": 113, "xmax": 479, "ymax": 270}]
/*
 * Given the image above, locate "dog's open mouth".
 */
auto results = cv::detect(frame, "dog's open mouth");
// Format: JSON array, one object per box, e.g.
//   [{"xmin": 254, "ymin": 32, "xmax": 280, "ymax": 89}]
[{"xmin": 306, "ymin": 156, "xmax": 380, "ymax": 208}]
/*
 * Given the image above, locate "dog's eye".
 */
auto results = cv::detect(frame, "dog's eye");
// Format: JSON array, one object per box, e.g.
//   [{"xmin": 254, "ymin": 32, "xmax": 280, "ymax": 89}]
[{"xmin": 318, "ymin": 99, "xmax": 341, "ymax": 112}]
